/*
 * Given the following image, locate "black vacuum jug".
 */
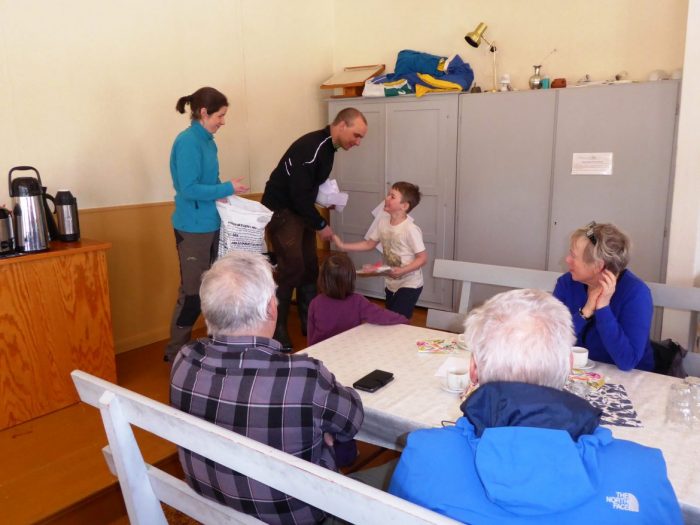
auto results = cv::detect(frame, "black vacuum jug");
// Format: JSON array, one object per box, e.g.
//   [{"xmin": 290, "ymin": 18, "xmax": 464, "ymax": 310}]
[
  {"xmin": 54, "ymin": 190, "xmax": 81, "ymax": 242},
  {"xmin": 0, "ymin": 206, "xmax": 15, "ymax": 255}
]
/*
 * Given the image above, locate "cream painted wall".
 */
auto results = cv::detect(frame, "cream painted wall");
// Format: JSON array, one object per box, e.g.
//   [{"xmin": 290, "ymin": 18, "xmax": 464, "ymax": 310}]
[
  {"xmin": 0, "ymin": 0, "xmax": 333, "ymax": 207},
  {"xmin": 2, "ymin": 0, "xmax": 699, "ymax": 344},
  {"xmin": 0, "ymin": 0, "xmax": 689, "ymax": 206},
  {"xmin": 662, "ymin": 0, "xmax": 700, "ymax": 345},
  {"xmin": 333, "ymin": 0, "xmax": 688, "ymax": 90}
]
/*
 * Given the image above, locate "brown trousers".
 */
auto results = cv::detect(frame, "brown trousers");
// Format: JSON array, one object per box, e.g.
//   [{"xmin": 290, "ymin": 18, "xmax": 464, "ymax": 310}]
[{"xmin": 266, "ymin": 209, "xmax": 319, "ymax": 289}]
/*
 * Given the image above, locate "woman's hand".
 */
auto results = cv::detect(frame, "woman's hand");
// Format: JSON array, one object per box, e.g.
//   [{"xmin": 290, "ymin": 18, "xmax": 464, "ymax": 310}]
[
  {"xmin": 594, "ymin": 269, "xmax": 617, "ymax": 309},
  {"xmin": 232, "ymin": 177, "xmax": 249, "ymax": 194},
  {"xmin": 582, "ymin": 285, "xmax": 602, "ymax": 318},
  {"xmin": 332, "ymin": 234, "xmax": 344, "ymax": 250}
]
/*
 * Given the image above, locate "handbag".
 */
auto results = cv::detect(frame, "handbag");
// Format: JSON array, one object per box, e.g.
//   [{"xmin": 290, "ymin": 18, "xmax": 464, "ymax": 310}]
[{"xmin": 651, "ymin": 338, "xmax": 688, "ymax": 378}]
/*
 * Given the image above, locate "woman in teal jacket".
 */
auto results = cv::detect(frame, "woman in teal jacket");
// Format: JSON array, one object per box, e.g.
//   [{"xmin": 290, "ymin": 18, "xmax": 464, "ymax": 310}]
[{"xmin": 164, "ymin": 87, "xmax": 248, "ymax": 362}]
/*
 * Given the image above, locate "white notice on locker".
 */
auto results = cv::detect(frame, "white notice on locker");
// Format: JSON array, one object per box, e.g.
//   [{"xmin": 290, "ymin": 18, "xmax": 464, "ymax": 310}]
[{"xmin": 571, "ymin": 152, "xmax": 613, "ymax": 176}]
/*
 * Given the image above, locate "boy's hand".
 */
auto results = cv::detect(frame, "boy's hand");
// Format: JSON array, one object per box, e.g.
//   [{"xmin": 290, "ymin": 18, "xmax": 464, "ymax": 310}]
[{"xmin": 388, "ymin": 267, "xmax": 404, "ymax": 279}]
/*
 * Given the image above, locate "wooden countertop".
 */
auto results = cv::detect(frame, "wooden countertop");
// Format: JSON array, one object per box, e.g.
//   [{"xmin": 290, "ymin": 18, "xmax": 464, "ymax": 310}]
[{"xmin": 0, "ymin": 238, "xmax": 111, "ymax": 267}]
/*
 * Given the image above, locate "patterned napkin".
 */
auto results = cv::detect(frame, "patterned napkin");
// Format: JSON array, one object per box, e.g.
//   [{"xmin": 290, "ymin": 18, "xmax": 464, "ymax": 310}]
[
  {"xmin": 417, "ymin": 338, "xmax": 463, "ymax": 354},
  {"xmin": 589, "ymin": 383, "xmax": 643, "ymax": 428},
  {"xmin": 565, "ymin": 380, "xmax": 642, "ymax": 428}
]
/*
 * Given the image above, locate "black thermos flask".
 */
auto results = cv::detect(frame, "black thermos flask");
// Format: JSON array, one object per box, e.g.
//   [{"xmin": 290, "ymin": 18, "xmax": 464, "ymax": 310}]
[{"xmin": 55, "ymin": 190, "xmax": 81, "ymax": 242}]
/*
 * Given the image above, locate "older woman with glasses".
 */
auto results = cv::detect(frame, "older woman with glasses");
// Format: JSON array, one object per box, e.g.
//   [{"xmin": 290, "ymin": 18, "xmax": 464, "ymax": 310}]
[{"xmin": 553, "ymin": 222, "xmax": 654, "ymax": 371}]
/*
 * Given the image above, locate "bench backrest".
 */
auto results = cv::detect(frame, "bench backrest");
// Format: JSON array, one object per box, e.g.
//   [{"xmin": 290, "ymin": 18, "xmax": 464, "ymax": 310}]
[
  {"xmin": 427, "ymin": 259, "xmax": 700, "ymax": 355},
  {"xmin": 71, "ymin": 370, "xmax": 459, "ymax": 525}
]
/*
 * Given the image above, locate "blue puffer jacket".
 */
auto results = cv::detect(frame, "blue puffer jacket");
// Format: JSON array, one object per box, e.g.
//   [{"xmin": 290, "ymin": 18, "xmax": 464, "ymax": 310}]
[
  {"xmin": 170, "ymin": 121, "xmax": 234, "ymax": 233},
  {"xmin": 389, "ymin": 382, "xmax": 682, "ymax": 524}
]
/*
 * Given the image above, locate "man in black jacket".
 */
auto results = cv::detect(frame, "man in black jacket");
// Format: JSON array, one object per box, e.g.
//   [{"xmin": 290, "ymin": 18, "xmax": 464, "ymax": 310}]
[{"xmin": 262, "ymin": 108, "xmax": 367, "ymax": 351}]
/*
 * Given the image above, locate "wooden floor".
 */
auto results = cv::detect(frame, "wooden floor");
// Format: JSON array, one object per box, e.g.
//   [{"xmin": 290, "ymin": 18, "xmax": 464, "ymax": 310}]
[{"xmin": 2, "ymin": 300, "xmax": 423, "ymax": 524}]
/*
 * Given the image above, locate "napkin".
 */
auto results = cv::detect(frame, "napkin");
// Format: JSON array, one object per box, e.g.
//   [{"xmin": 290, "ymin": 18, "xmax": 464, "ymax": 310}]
[{"xmin": 316, "ymin": 179, "xmax": 349, "ymax": 212}]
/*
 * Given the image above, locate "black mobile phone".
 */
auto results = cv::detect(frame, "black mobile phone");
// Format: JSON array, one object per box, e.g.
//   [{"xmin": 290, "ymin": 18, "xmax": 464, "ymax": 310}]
[{"xmin": 353, "ymin": 369, "xmax": 394, "ymax": 392}]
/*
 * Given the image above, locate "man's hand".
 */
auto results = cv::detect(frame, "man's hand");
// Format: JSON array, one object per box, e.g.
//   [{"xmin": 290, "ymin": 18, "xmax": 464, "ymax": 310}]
[
  {"xmin": 323, "ymin": 432, "xmax": 335, "ymax": 447},
  {"xmin": 318, "ymin": 225, "xmax": 334, "ymax": 242}
]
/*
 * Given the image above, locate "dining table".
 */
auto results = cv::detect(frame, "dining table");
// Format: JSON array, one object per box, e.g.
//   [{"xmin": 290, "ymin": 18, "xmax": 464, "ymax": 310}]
[{"xmin": 303, "ymin": 323, "xmax": 700, "ymax": 523}]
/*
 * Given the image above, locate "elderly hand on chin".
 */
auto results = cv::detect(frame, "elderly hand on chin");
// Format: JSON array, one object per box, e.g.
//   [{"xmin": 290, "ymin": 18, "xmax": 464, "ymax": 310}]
[{"xmin": 582, "ymin": 268, "xmax": 618, "ymax": 318}]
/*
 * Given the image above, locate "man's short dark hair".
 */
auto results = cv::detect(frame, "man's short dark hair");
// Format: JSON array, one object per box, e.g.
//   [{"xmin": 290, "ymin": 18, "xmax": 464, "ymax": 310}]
[
  {"xmin": 318, "ymin": 253, "xmax": 356, "ymax": 299},
  {"xmin": 392, "ymin": 181, "xmax": 421, "ymax": 212},
  {"xmin": 332, "ymin": 107, "xmax": 367, "ymax": 127}
]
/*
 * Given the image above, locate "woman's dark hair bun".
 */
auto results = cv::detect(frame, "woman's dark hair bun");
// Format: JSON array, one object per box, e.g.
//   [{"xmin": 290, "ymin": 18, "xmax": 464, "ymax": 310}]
[{"xmin": 175, "ymin": 95, "xmax": 191, "ymax": 114}]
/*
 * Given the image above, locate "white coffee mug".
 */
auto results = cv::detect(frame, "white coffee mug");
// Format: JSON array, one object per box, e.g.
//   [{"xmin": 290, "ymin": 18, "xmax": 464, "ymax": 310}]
[
  {"xmin": 572, "ymin": 346, "xmax": 589, "ymax": 368},
  {"xmin": 447, "ymin": 368, "xmax": 469, "ymax": 391}
]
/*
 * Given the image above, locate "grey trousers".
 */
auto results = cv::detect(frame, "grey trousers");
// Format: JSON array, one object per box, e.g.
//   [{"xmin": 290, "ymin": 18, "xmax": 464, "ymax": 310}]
[
  {"xmin": 319, "ymin": 460, "xmax": 399, "ymax": 524},
  {"xmin": 165, "ymin": 229, "xmax": 218, "ymax": 361}
]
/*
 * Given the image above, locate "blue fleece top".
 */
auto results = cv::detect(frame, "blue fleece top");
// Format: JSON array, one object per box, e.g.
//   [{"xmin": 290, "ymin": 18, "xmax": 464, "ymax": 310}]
[
  {"xmin": 553, "ymin": 270, "xmax": 654, "ymax": 371},
  {"xmin": 389, "ymin": 382, "xmax": 682, "ymax": 525},
  {"xmin": 170, "ymin": 121, "xmax": 234, "ymax": 233}
]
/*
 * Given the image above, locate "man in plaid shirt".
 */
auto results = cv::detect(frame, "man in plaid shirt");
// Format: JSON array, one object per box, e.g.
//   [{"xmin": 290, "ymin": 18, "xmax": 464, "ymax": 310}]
[{"xmin": 170, "ymin": 251, "xmax": 364, "ymax": 524}]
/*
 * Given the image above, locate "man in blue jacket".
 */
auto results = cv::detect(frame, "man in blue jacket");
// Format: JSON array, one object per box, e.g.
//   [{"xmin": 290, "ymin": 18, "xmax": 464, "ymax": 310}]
[{"xmin": 389, "ymin": 288, "xmax": 682, "ymax": 524}]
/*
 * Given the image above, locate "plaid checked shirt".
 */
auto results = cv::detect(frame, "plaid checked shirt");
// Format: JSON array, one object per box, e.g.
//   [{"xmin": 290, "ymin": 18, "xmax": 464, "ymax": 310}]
[{"xmin": 170, "ymin": 335, "xmax": 364, "ymax": 525}]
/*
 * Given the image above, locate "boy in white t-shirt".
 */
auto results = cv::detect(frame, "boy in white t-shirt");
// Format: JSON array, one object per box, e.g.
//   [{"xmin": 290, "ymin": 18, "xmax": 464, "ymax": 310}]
[{"xmin": 333, "ymin": 182, "xmax": 427, "ymax": 319}]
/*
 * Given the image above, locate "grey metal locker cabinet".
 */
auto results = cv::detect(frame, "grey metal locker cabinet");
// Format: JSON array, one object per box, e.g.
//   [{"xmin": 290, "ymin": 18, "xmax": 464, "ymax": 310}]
[
  {"xmin": 455, "ymin": 90, "xmax": 557, "ymax": 308},
  {"xmin": 547, "ymin": 81, "xmax": 679, "ymax": 282},
  {"xmin": 328, "ymin": 95, "xmax": 458, "ymax": 310}
]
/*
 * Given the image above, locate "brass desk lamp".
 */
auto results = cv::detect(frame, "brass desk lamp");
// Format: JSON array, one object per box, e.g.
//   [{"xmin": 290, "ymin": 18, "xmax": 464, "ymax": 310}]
[{"xmin": 465, "ymin": 22, "xmax": 498, "ymax": 92}]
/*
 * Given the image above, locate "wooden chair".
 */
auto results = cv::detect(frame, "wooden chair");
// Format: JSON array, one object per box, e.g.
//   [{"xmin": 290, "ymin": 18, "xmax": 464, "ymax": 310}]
[
  {"xmin": 427, "ymin": 259, "xmax": 700, "ymax": 374},
  {"xmin": 71, "ymin": 370, "xmax": 459, "ymax": 525}
]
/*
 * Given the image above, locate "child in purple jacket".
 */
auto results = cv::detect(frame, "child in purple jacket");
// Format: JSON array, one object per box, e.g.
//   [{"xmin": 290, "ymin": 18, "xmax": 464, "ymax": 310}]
[{"xmin": 307, "ymin": 253, "xmax": 408, "ymax": 346}]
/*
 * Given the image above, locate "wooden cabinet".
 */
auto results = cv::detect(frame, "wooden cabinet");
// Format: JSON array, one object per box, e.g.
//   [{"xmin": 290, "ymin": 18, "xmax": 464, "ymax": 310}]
[
  {"xmin": 0, "ymin": 239, "xmax": 116, "ymax": 429},
  {"xmin": 328, "ymin": 95, "xmax": 458, "ymax": 310}
]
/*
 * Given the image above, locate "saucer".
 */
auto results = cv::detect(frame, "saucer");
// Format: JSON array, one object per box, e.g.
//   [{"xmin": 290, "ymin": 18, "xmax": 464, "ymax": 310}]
[
  {"xmin": 440, "ymin": 384, "xmax": 465, "ymax": 394},
  {"xmin": 574, "ymin": 360, "xmax": 595, "ymax": 370}
]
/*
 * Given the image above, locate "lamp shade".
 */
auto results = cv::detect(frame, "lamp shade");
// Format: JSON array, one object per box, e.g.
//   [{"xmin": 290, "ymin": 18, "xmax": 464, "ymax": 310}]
[{"xmin": 465, "ymin": 22, "xmax": 488, "ymax": 47}]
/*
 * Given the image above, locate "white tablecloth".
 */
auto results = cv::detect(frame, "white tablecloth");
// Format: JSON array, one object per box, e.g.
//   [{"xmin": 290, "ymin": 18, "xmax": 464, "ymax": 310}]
[{"xmin": 304, "ymin": 323, "xmax": 700, "ymax": 522}]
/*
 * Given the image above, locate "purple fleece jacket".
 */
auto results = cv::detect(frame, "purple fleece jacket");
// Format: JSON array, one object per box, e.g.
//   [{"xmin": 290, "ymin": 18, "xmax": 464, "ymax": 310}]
[{"xmin": 307, "ymin": 293, "xmax": 408, "ymax": 345}]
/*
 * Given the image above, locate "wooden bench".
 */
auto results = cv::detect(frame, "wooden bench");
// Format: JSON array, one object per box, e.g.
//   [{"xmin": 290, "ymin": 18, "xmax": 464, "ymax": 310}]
[
  {"xmin": 71, "ymin": 370, "xmax": 459, "ymax": 525},
  {"xmin": 426, "ymin": 259, "xmax": 700, "ymax": 374}
]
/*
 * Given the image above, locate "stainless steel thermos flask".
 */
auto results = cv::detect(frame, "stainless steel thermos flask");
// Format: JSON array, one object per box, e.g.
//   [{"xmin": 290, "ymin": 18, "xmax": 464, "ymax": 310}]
[
  {"xmin": 55, "ymin": 190, "xmax": 80, "ymax": 242},
  {"xmin": 8, "ymin": 166, "xmax": 49, "ymax": 253}
]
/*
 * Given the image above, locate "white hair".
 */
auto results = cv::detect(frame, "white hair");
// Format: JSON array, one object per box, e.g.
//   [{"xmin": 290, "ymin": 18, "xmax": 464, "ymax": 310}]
[
  {"xmin": 464, "ymin": 288, "xmax": 574, "ymax": 389},
  {"xmin": 200, "ymin": 251, "xmax": 276, "ymax": 335}
]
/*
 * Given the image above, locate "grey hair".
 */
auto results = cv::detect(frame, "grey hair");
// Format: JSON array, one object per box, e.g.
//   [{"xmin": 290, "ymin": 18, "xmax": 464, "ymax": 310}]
[
  {"xmin": 464, "ymin": 288, "xmax": 574, "ymax": 389},
  {"xmin": 571, "ymin": 222, "xmax": 631, "ymax": 275},
  {"xmin": 200, "ymin": 251, "xmax": 276, "ymax": 335}
]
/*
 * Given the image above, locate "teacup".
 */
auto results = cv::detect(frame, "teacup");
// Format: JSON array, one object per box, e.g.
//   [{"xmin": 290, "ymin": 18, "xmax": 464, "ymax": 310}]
[
  {"xmin": 572, "ymin": 346, "xmax": 589, "ymax": 369},
  {"xmin": 456, "ymin": 334, "xmax": 467, "ymax": 350},
  {"xmin": 447, "ymin": 368, "xmax": 469, "ymax": 391}
]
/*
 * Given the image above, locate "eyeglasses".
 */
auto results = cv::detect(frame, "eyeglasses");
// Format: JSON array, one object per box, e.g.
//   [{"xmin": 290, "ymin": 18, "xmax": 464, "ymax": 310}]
[{"xmin": 585, "ymin": 221, "xmax": 597, "ymax": 246}]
